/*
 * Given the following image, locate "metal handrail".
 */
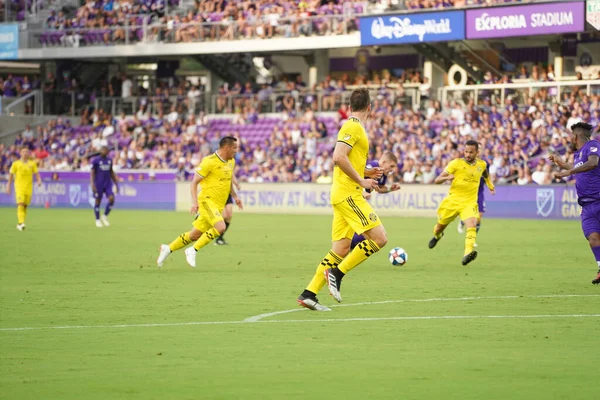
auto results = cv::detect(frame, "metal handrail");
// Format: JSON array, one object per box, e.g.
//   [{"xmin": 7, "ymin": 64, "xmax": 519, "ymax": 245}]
[
  {"xmin": 2, "ymin": 90, "xmax": 42, "ymax": 115},
  {"xmin": 441, "ymin": 79, "xmax": 600, "ymax": 106}
]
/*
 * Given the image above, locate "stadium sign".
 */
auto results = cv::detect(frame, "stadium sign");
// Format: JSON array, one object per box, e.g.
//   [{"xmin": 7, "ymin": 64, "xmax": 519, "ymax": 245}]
[
  {"xmin": 0, "ymin": 24, "xmax": 19, "ymax": 60},
  {"xmin": 588, "ymin": 0, "xmax": 600, "ymax": 30},
  {"xmin": 465, "ymin": 1, "xmax": 585, "ymax": 39},
  {"xmin": 359, "ymin": 11, "xmax": 465, "ymax": 46}
]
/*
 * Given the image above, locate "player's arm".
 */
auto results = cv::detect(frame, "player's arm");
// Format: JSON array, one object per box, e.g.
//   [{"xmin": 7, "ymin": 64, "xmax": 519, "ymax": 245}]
[
  {"xmin": 434, "ymin": 170, "xmax": 454, "ymax": 184},
  {"xmin": 232, "ymin": 174, "xmax": 241, "ymax": 191},
  {"xmin": 333, "ymin": 143, "xmax": 377, "ymax": 190},
  {"xmin": 90, "ymin": 165, "xmax": 97, "ymax": 193},
  {"xmin": 482, "ymin": 169, "xmax": 495, "ymax": 194},
  {"xmin": 230, "ymin": 176, "xmax": 243, "ymax": 210},
  {"xmin": 375, "ymin": 182, "xmax": 401, "ymax": 194},
  {"xmin": 190, "ymin": 173, "xmax": 203, "ymax": 214},
  {"xmin": 555, "ymin": 155, "xmax": 599, "ymax": 179},
  {"xmin": 109, "ymin": 165, "xmax": 119, "ymax": 192},
  {"xmin": 548, "ymin": 154, "xmax": 573, "ymax": 170}
]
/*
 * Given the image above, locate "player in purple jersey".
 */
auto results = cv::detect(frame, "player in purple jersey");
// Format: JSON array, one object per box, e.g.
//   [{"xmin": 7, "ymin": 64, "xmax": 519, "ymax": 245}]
[
  {"xmin": 91, "ymin": 146, "xmax": 119, "ymax": 228},
  {"xmin": 350, "ymin": 152, "xmax": 401, "ymax": 249},
  {"xmin": 550, "ymin": 122, "xmax": 600, "ymax": 285}
]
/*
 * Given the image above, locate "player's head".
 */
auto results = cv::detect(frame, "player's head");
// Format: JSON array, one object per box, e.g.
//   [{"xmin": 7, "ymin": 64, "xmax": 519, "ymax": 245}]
[
  {"xmin": 464, "ymin": 140, "xmax": 479, "ymax": 163},
  {"xmin": 19, "ymin": 147, "xmax": 29, "ymax": 160},
  {"xmin": 219, "ymin": 136, "xmax": 238, "ymax": 160},
  {"xmin": 378, "ymin": 152, "xmax": 398, "ymax": 174},
  {"xmin": 349, "ymin": 88, "xmax": 371, "ymax": 118},
  {"xmin": 570, "ymin": 122, "xmax": 593, "ymax": 151},
  {"xmin": 100, "ymin": 146, "xmax": 109, "ymax": 157}
]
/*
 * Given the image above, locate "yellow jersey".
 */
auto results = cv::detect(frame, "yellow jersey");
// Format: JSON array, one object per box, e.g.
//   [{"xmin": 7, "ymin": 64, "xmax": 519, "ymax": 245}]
[
  {"xmin": 9, "ymin": 159, "xmax": 38, "ymax": 193},
  {"xmin": 445, "ymin": 158, "xmax": 488, "ymax": 205},
  {"xmin": 331, "ymin": 117, "xmax": 369, "ymax": 204},
  {"xmin": 195, "ymin": 152, "xmax": 235, "ymax": 209}
]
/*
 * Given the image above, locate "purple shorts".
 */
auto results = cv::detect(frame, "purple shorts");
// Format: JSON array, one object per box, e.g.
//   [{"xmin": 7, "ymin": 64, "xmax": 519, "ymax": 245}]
[
  {"xmin": 581, "ymin": 201, "xmax": 600, "ymax": 238},
  {"xmin": 94, "ymin": 184, "xmax": 114, "ymax": 200}
]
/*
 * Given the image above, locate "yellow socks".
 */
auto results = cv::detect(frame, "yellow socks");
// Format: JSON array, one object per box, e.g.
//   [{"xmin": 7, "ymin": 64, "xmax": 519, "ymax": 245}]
[
  {"xmin": 465, "ymin": 227, "xmax": 477, "ymax": 255},
  {"xmin": 306, "ymin": 250, "xmax": 343, "ymax": 294},
  {"xmin": 338, "ymin": 240, "xmax": 380, "ymax": 274},
  {"xmin": 193, "ymin": 228, "xmax": 220, "ymax": 251},
  {"xmin": 169, "ymin": 232, "xmax": 192, "ymax": 252},
  {"xmin": 433, "ymin": 226, "xmax": 442, "ymax": 239},
  {"xmin": 17, "ymin": 205, "xmax": 25, "ymax": 225}
]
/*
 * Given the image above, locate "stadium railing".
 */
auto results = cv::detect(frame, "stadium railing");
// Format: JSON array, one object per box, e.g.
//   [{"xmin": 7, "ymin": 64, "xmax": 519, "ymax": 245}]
[
  {"xmin": 440, "ymin": 79, "xmax": 600, "ymax": 107},
  {"xmin": 27, "ymin": 13, "xmax": 359, "ymax": 48},
  {"xmin": 82, "ymin": 85, "xmax": 421, "ymax": 117}
]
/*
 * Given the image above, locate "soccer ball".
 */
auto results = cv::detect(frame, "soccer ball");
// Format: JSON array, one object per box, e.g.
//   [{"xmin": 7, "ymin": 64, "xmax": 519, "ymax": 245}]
[{"xmin": 388, "ymin": 247, "xmax": 408, "ymax": 266}]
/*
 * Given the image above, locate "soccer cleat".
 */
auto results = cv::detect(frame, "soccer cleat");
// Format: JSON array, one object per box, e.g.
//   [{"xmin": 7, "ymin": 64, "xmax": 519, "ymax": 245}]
[
  {"xmin": 101, "ymin": 215, "xmax": 110, "ymax": 227},
  {"xmin": 457, "ymin": 221, "xmax": 464, "ymax": 234},
  {"xmin": 474, "ymin": 243, "xmax": 478, "ymax": 248},
  {"xmin": 184, "ymin": 247, "xmax": 197, "ymax": 268},
  {"xmin": 214, "ymin": 237, "xmax": 228, "ymax": 246},
  {"xmin": 16, "ymin": 224, "xmax": 24, "ymax": 231},
  {"xmin": 592, "ymin": 272, "xmax": 600, "ymax": 285},
  {"xmin": 428, "ymin": 233, "xmax": 443, "ymax": 249},
  {"xmin": 156, "ymin": 244, "xmax": 171, "ymax": 267},
  {"xmin": 95, "ymin": 220, "xmax": 103, "ymax": 228},
  {"xmin": 462, "ymin": 251, "xmax": 478, "ymax": 266},
  {"xmin": 324, "ymin": 268, "xmax": 342, "ymax": 303},
  {"xmin": 297, "ymin": 295, "xmax": 331, "ymax": 311}
]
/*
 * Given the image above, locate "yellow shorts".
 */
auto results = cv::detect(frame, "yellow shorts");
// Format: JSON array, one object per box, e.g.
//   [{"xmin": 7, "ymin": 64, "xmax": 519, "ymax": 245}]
[
  {"xmin": 437, "ymin": 198, "xmax": 479, "ymax": 226},
  {"xmin": 332, "ymin": 194, "xmax": 382, "ymax": 241},
  {"xmin": 192, "ymin": 200, "xmax": 224, "ymax": 232},
  {"xmin": 15, "ymin": 191, "xmax": 32, "ymax": 206}
]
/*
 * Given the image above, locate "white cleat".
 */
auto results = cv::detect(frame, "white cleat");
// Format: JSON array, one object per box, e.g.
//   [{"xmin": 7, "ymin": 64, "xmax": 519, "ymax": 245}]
[
  {"xmin": 297, "ymin": 296, "xmax": 331, "ymax": 311},
  {"xmin": 101, "ymin": 215, "xmax": 110, "ymax": 227},
  {"xmin": 324, "ymin": 268, "xmax": 342, "ymax": 303},
  {"xmin": 16, "ymin": 224, "xmax": 24, "ymax": 231},
  {"xmin": 95, "ymin": 220, "xmax": 103, "ymax": 228},
  {"xmin": 457, "ymin": 221, "xmax": 464, "ymax": 234},
  {"xmin": 156, "ymin": 244, "xmax": 171, "ymax": 267},
  {"xmin": 184, "ymin": 247, "xmax": 197, "ymax": 268}
]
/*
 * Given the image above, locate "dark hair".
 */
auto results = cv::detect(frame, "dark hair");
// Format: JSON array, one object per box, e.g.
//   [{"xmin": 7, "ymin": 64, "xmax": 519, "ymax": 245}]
[
  {"xmin": 465, "ymin": 140, "xmax": 479, "ymax": 150},
  {"xmin": 349, "ymin": 88, "xmax": 370, "ymax": 112},
  {"xmin": 219, "ymin": 136, "xmax": 237, "ymax": 148},
  {"xmin": 382, "ymin": 151, "xmax": 398, "ymax": 163},
  {"xmin": 571, "ymin": 122, "xmax": 593, "ymax": 138}
]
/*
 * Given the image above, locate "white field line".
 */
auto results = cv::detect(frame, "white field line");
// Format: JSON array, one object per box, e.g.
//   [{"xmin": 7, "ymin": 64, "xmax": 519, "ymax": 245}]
[
  {"xmin": 243, "ymin": 294, "xmax": 600, "ymax": 323},
  {"xmin": 1, "ymin": 294, "xmax": 598, "ymax": 332},
  {"xmin": 1, "ymin": 314, "xmax": 600, "ymax": 332}
]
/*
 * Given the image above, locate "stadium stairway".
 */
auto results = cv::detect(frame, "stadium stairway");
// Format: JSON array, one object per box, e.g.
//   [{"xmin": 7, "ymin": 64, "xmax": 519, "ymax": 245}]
[
  {"xmin": 413, "ymin": 42, "xmax": 484, "ymax": 83},
  {"xmin": 194, "ymin": 54, "xmax": 255, "ymax": 84}
]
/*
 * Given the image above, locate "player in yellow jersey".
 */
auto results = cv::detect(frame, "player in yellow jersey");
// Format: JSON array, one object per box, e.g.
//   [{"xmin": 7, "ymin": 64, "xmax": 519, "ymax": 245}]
[
  {"xmin": 7, "ymin": 148, "xmax": 41, "ymax": 231},
  {"xmin": 297, "ymin": 88, "xmax": 388, "ymax": 311},
  {"xmin": 428, "ymin": 140, "xmax": 495, "ymax": 265},
  {"xmin": 156, "ymin": 137, "xmax": 243, "ymax": 268}
]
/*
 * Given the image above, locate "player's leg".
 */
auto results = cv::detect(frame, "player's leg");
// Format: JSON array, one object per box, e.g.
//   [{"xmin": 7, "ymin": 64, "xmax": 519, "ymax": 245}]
[
  {"xmin": 297, "ymin": 210, "xmax": 351, "ymax": 311},
  {"xmin": 459, "ymin": 204, "xmax": 480, "ymax": 266},
  {"xmin": 430, "ymin": 199, "xmax": 457, "ymax": 249},
  {"xmin": 15, "ymin": 192, "xmax": 26, "ymax": 230},
  {"xmin": 581, "ymin": 205, "xmax": 600, "ymax": 284},
  {"xmin": 94, "ymin": 190, "xmax": 103, "ymax": 228},
  {"xmin": 101, "ymin": 192, "xmax": 115, "ymax": 227},
  {"xmin": 216, "ymin": 199, "xmax": 233, "ymax": 245},
  {"xmin": 157, "ymin": 215, "xmax": 204, "ymax": 267},
  {"xmin": 184, "ymin": 201, "xmax": 225, "ymax": 267},
  {"xmin": 457, "ymin": 219, "xmax": 465, "ymax": 234},
  {"xmin": 324, "ymin": 196, "xmax": 385, "ymax": 302}
]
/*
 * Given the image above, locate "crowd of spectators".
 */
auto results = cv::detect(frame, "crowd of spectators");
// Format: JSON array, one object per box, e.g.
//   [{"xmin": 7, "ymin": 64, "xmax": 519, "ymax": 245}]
[{"xmin": 2, "ymin": 72, "xmax": 598, "ymax": 186}]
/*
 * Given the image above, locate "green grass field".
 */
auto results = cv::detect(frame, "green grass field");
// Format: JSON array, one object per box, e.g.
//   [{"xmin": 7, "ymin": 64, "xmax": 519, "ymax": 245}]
[{"xmin": 0, "ymin": 208, "xmax": 598, "ymax": 400}]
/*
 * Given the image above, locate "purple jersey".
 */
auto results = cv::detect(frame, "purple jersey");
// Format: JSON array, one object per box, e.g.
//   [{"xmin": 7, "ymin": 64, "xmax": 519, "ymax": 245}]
[
  {"xmin": 92, "ymin": 156, "xmax": 114, "ymax": 189},
  {"xmin": 574, "ymin": 140, "xmax": 600, "ymax": 206},
  {"xmin": 365, "ymin": 160, "xmax": 388, "ymax": 191}
]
